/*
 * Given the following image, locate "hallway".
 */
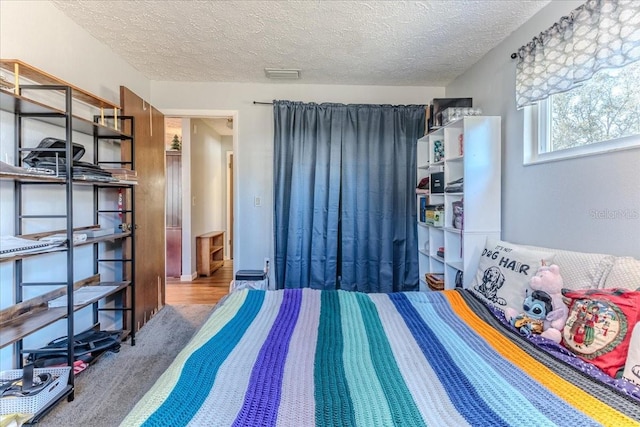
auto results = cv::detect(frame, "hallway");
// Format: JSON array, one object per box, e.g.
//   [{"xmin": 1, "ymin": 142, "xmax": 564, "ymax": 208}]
[{"xmin": 165, "ymin": 260, "xmax": 232, "ymax": 305}]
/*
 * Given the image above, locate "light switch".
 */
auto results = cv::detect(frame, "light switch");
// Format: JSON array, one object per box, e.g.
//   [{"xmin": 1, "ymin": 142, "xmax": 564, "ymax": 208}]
[{"xmin": 254, "ymin": 196, "xmax": 261, "ymax": 207}]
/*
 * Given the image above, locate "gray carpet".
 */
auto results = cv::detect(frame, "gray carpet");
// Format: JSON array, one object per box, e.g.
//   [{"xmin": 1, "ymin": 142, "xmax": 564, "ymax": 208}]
[{"xmin": 41, "ymin": 304, "xmax": 215, "ymax": 427}]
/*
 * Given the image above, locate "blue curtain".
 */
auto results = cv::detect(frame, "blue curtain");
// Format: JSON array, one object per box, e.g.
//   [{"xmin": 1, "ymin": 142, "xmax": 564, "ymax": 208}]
[{"xmin": 274, "ymin": 101, "xmax": 424, "ymax": 292}]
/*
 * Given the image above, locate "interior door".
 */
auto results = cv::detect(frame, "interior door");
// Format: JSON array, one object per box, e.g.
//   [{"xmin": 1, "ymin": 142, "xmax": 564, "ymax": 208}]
[{"xmin": 120, "ymin": 86, "xmax": 166, "ymax": 329}]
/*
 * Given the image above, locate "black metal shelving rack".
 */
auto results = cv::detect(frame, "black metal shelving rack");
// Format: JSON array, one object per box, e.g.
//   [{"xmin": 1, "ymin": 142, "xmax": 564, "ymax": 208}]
[
  {"xmin": 0, "ymin": 84, "xmax": 136, "ymax": 424},
  {"xmin": 92, "ymin": 114, "xmax": 136, "ymax": 346},
  {"xmin": 13, "ymin": 83, "xmax": 76, "ymax": 380}
]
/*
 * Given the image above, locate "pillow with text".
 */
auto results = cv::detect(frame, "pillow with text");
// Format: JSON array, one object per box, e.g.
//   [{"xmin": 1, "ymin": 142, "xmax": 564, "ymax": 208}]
[{"xmin": 471, "ymin": 239, "xmax": 555, "ymax": 314}]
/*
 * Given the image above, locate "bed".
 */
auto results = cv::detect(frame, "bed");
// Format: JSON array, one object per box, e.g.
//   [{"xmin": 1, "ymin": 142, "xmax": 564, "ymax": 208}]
[{"xmin": 121, "ymin": 288, "xmax": 640, "ymax": 426}]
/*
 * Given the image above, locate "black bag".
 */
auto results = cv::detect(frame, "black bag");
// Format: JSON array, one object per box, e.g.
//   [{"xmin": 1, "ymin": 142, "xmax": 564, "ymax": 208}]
[
  {"xmin": 23, "ymin": 137, "xmax": 112, "ymax": 178},
  {"xmin": 23, "ymin": 137, "xmax": 85, "ymax": 167},
  {"xmin": 26, "ymin": 329, "xmax": 122, "ymax": 368}
]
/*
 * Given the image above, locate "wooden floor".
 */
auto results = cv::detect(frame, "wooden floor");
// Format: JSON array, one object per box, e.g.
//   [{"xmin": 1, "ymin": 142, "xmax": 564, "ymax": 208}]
[{"xmin": 165, "ymin": 260, "xmax": 232, "ymax": 305}]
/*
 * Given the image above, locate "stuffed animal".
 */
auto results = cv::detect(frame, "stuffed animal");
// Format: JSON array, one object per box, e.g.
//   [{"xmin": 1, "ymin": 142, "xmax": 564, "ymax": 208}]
[
  {"xmin": 505, "ymin": 264, "xmax": 568, "ymax": 343},
  {"xmin": 509, "ymin": 289, "xmax": 551, "ymax": 336}
]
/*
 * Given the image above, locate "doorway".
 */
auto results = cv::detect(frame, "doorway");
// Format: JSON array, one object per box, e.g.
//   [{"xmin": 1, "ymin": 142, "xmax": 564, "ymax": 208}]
[{"xmin": 164, "ymin": 114, "xmax": 235, "ymax": 280}]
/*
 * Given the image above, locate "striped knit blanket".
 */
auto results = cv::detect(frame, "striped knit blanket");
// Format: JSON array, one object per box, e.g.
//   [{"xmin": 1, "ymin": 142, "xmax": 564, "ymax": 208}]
[{"xmin": 122, "ymin": 289, "xmax": 640, "ymax": 427}]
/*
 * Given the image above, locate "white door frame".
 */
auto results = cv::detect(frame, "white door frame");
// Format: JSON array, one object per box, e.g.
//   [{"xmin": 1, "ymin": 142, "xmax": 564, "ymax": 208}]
[{"xmin": 226, "ymin": 150, "xmax": 234, "ymax": 260}]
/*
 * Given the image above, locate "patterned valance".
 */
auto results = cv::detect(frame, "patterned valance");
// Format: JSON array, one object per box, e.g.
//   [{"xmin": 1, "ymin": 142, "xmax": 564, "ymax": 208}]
[{"xmin": 515, "ymin": 0, "xmax": 640, "ymax": 109}]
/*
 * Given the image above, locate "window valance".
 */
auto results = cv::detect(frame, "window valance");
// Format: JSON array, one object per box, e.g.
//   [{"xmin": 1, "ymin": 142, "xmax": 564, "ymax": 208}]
[{"xmin": 515, "ymin": 0, "xmax": 640, "ymax": 109}]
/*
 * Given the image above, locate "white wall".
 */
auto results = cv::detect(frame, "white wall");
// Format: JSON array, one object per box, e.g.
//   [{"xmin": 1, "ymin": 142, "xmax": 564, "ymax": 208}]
[
  {"xmin": 446, "ymin": 0, "xmax": 640, "ymax": 258},
  {"xmin": 151, "ymin": 82, "xmax": 444, "ymax": 275},
  {"xmin": 0, "ymin": 0, "xmax": 151, "ymax": 369},
  {"xmin": 191, "ymin": 119, "xmax": 226, "ymax": 237},
  {"xmin": 189, "ymin": 119, "xmax": 227, "ymax": 275},
  {"xmin": 0, "ymin": 0, "xmax": 150, "ymax": 104}
]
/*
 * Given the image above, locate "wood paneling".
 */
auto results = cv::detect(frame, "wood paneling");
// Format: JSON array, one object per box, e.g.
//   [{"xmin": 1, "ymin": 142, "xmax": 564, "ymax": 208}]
[
  {"xmin": 120, "ymin": 87, "xmax": 166, "ymax": 329},
  {"xmin": 166, "ymin": 227, "xmax": 182, "ymax": 278},
  {"xmin": 165, "ymin": 151, "xmax": 182, "ymax": 278},
  {"xmin": 166, "ymin": 151, "xmax": 182, "ymax": 226}
]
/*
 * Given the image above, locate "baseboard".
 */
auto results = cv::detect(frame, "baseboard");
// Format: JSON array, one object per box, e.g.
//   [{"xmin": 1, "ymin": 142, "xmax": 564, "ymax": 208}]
[{"xmin": 180, "ymin": 271, "xmax": 198, "ymax": 282}]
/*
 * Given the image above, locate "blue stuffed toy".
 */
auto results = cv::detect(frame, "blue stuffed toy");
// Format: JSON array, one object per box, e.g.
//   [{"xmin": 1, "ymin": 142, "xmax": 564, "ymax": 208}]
[{"xmin": 510, "ymin": 289, "xmax": 553, "ymax": 336}]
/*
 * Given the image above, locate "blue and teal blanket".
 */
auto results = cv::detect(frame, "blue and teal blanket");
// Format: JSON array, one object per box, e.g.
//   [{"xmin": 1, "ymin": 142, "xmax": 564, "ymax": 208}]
[{"xmin": 122, "ymin": 288, "xmax": 639, "ymax": 426}]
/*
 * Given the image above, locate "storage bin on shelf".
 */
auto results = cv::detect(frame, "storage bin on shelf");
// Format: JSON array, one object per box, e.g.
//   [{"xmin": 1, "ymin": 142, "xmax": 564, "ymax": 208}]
[
  {"xmin": 0, "ymin": 366, "xmax": 71, "ymax": 417},
  {"xmin": 425, "ymin": 273, "xmax": 445, "ymax": 291},
  {"xmin": 425, "ymin": 205, "xmax": 444, "ymax": 227}
]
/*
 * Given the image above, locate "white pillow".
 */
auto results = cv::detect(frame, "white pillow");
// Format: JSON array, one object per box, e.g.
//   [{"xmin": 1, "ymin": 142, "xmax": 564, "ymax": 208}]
[
  {"xmin": 471, "ymin": 239, "xmax": 555, "ymax": 313},
  {"xmin": 623, "ymin": 322, "xmax": 640, "ymax": 385},
  {"xmin": 605, "ymin": 257, "xmax": 640, "ymax": 290}
]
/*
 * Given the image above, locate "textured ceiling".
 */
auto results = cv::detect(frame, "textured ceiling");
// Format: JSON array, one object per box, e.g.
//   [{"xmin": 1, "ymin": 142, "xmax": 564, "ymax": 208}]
[{"xmin": 52, "ymin": 0, "xmax": 550, "ymax": 86}]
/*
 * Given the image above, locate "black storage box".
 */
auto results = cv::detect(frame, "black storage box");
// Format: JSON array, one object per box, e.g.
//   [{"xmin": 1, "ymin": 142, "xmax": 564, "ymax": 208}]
[
  {"xmin": 430, "ymin": 172, "xmax": 445, "ymax": 193},
  {"xmin": 235, "ymin": 270, "xmax": 267, "ymax": 281}
]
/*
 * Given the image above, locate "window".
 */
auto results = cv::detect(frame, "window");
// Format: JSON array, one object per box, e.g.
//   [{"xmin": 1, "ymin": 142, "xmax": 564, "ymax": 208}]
[{"xmin": 525, "ymin": 61, "xmax": 640, "ymax": 164}]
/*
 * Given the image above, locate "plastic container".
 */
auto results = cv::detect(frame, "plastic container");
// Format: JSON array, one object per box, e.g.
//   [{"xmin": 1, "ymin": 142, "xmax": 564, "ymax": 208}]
[{"xmin": 0, "ymin": 366, "xmax": 71, "ymax": 416}]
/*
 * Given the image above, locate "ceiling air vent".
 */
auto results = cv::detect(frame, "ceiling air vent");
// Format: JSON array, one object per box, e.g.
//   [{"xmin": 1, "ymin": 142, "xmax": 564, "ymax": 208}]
[{"xmin": 264, "ymin": 68, "xmax": 301, "ymax": 79}]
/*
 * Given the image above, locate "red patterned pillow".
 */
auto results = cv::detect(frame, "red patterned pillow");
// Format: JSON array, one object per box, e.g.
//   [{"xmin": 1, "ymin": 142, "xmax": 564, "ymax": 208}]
[{"xmin": 561, "ymin": 288, "xmax": 640, "ymax": 377}]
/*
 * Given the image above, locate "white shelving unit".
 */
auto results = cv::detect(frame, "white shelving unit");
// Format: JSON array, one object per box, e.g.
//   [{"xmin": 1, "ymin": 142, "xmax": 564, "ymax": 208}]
[{"xmin": 416, "ymin": 116, "xmax": 501, "ymax": 290}]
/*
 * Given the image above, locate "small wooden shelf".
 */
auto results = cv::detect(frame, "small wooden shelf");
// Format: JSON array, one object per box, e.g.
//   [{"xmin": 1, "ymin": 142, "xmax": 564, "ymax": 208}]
[{"xmin": 196, "ymin": 231, "xmax": 225, "ymax": 277}]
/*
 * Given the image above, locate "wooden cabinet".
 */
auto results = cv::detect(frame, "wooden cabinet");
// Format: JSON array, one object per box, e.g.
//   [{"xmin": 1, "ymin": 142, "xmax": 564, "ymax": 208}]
[{"xmin": 196, "ymin": 232, "xmax": 225, "ymax": 276}]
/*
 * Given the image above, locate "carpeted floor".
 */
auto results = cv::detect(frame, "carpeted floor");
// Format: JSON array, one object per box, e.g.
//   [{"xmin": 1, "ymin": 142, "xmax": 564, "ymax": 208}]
[{"xmin": 41, "ymin": 304, "xmax": 215, "ymax": 427}]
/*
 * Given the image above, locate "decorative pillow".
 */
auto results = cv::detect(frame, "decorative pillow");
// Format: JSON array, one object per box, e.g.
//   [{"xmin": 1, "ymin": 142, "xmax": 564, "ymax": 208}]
[
  {"xmin": 561, "ymin": 288, "xmax": 640, "ymax": 378},
  {"xmin": 604, "ymin": 257, "xmax": 640, "ymax": 290},
  {"xmin": 622, "ymin": 322, "xmax": 640, "ymax": 384},
  {"xmin": 471, "ymin": 239, "xmax": 555, "ymax": 313}
]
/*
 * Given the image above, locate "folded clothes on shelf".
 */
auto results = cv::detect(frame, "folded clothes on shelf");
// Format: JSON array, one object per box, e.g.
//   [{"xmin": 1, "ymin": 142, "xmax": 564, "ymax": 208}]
[{"xmin": 445, "ymin": 176, "xmax": 463, "ymax": 193}]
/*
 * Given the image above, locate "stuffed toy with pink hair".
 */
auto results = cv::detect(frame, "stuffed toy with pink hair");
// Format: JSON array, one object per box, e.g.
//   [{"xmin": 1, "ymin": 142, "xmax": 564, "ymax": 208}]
[{"xmin": 505, "ymin": 264, "xmax": 568, "ymax": 343}]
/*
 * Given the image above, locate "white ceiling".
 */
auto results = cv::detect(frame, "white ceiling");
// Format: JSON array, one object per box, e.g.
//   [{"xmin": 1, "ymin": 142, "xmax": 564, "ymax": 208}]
[{"xmin": 52, "ymin": 0, "xmax": 550, "ymax": 87}]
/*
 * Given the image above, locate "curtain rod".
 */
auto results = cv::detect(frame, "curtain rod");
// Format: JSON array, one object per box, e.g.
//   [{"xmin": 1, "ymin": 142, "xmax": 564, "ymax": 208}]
[
  {"xmin": 510, "ymin": 6, "xmax": 582, "ymax": 60},
  {"xmin": 253, "ymin": 101, "xmax": 273, "ymax": 105}
]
